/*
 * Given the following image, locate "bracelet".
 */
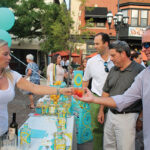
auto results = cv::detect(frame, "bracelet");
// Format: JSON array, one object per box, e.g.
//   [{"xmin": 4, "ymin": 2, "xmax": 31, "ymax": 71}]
[{"xmin": 56, "ymin": 88, "xmax": 60, "ymax": 95}]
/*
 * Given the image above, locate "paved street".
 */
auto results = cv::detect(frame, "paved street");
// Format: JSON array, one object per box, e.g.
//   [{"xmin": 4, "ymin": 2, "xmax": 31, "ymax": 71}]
[{"xmin": 8, "ymin": 88, "xmax": 93, "ymax": 150}]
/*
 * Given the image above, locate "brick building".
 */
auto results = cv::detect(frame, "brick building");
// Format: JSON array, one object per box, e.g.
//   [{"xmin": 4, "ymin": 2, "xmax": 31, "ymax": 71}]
[
  {"xmin": 119, "ymin": 0, "xmax": 150, "ymax": 49},
  {"xmin": 70, "ymin": 0, "xmax": 150, "ymax": 56}
]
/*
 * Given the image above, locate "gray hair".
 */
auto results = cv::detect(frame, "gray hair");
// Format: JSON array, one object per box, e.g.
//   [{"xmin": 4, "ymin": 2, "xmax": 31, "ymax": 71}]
[
  {"xmin": 0, "ymin": 40, "xmax": 8, "ymax": 48},
  {"xmin": 109, "ymin": 40, "xmax": 130, "ymax": 57},
  {"xmin": 26, "ymin": 54, "xmax": 34, "ymax": 60}
]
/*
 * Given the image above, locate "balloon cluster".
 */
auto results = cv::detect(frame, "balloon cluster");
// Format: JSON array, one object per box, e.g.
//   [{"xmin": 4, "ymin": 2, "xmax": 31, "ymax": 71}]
[{"xmin": 0, "ymin": 7, "xmax": 15, "ymax": 47}]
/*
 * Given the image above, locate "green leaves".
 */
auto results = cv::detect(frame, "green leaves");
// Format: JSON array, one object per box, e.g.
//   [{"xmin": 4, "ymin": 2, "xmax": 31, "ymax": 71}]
[
  {"xmin": 40, "ymin": 3, "xmax": 73, "ymax": 52},
  {"xmin": 1, "ymin": 0, "xmax": 91, "ymax": 55}
]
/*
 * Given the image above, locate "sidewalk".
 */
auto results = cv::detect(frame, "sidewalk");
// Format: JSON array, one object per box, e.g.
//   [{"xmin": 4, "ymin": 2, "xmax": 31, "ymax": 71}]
[{"xmin": 8, "ymin": 88, "xmax": 93, "ymax": 150}]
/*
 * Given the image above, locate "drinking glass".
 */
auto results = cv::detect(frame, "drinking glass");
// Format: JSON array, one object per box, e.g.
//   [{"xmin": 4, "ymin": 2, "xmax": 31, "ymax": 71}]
[
  {"xmin": 0, "ymin": 134, "xmax": 17, "ymax": 150},
  {"xmin": 54, "ymin": 132, "xmax": 66, "ymax": 150}
]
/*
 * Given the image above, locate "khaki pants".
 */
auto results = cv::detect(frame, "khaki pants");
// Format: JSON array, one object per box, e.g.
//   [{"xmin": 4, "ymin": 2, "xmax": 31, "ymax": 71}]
[{"xmin": 104, "ymin": 110, "xmax": 138, "ymax": 150}]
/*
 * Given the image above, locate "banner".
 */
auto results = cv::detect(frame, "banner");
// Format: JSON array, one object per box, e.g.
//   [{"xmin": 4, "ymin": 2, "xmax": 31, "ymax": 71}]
[
  {"xmin": 128, "ymin": 27, "xmax": 145, "ymax": 37},
  {"xmin": 73, "ymin": 70, "xmax": 83, "ymax": 88}
]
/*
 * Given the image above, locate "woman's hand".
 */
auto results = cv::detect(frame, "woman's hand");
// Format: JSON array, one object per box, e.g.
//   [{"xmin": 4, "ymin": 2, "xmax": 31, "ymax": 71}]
[
  {"xmin": 73, "ymin": 87, "xmax": 94, "ymax": 103},
  {"xmin": 60, "ymin": 87, "xmax": 73, "ymax": 96}
]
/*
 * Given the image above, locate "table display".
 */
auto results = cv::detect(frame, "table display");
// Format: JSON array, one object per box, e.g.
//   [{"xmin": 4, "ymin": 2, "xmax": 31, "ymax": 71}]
[
  {"xmin": 18, "ymin": 91, "xmax": 76, "ymax": 150},
  {"xmin": 18, "ymin": 115, "xmax": 76, "ymax": 150},
  {"xmin": 0, "ymin": 80, "xmax": 92, "ymax": 150}
]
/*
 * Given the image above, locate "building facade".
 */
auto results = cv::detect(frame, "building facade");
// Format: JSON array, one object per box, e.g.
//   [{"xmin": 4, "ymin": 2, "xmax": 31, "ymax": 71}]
[
  {"xmin": 119, "ymin": 0, "xmax": 150, "ymax": 50},
  {"xmin": 70, "ymin": 0, "xmax": 150, "ymax": 56}
]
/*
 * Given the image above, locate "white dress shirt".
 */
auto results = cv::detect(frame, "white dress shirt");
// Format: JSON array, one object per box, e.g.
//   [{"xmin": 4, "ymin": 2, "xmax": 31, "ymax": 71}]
[{"xmin": 83, "ymin": 54, "xmax": 113, "ymax": 96}]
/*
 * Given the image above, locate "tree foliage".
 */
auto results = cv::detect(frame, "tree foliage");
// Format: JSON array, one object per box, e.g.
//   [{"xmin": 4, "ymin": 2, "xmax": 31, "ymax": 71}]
[
  {"xmin": 41, "ymin": 3, "xmax": 73, "ymax": 53},
  {"xmin": 0, "ymin": 0, "xmax": 18, "ymax": 8},
  {"xmin": 0, "ymin": 0, "xmax": 93, "ymax": 54},
  {"xmin": 11, "ymin": 0, "xmax": 46, "ymax": 39},
  {"xmin": 0, "ymin": 0, "xmax": 73, "ymax": 53}
]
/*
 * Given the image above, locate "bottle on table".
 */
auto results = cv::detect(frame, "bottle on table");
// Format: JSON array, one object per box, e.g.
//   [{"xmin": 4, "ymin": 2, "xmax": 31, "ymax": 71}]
[
  {"xmin": 42, "ymin": 100, "xmax": 49, "ymax": 115},
  {"xmin": 54, "ymin": 132, "xmax": 66, "ymax": 150},
  {"xmin": 8, "ymin": 113, "xmax": 18, "ymax": 141},
  {"xmin": 49, "ymin": 100, "xmax": 56, "ymax": 116},
  {"xmin": 20, "ymin": 123, "xmax": 31, "ymax": 149},
  {"xmin": 1, "ymin": 114, "xmax": 18, "ymax": 150}
]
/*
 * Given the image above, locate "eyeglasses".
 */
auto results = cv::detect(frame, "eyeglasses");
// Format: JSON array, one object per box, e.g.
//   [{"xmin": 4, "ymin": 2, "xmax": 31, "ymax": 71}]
[
  {"xmin": 141, "ymin": 42, "xmax": 150, "ymax": 49},
  {"xmin": 104, "ymin": 62, "xmax": 109, "ymax": 73}
]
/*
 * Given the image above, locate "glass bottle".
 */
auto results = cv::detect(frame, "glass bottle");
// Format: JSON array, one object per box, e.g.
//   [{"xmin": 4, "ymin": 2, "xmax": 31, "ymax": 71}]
[
  {"xmin": 20, "ymin": 123, "xmax": 31, "ymax": 150},
  {"xmin": 42, "ymin": 100, "xmax": 49, "ymax": 115},
  {"xmin": 9, "ymin": 113, "xmax": 18, "ymax": 140},
  {"xmin": 58, "ymin": 118, "xmax": 66, "ymax": 131},
  {"xmin": 49, "ymin": 100, "xmax": 56, "ymax": 116},
  {"xmin": 54, "ymin": 132, "xmax": 66, "ymax": 150}
]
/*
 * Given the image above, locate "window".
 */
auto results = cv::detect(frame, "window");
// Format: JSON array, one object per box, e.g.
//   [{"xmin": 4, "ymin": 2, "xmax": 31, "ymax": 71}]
[
  {"xmin": 122, "ymin": 10, "xmax": 128, "ymax": 17},
  {"xmin": 95, "ymin": 18, "xmax": 105, "ymax": 27},
  {"xmin": 96, "ymin": 22, "xmax": 105, "ymax": 27},
  {"xmin": 86, "ymin": 18, "xmax": 106, "ymax": 28},
  {"xmin": 131, "ymin": 10, "xmax": 138, "ymax": 26},
  {"xmin": 141, "ymin": 10, "xmax": 148, "ymax": 27}
]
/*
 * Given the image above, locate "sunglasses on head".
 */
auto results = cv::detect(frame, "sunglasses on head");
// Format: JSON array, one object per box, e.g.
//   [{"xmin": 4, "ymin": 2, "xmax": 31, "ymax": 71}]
[
  {"xmin": 104, "ymin": 62, "xmax": 109, "ymax": 73},
  {"xmin": 141, "ymin": 42, "xmax": 150, "ymax": 49}
]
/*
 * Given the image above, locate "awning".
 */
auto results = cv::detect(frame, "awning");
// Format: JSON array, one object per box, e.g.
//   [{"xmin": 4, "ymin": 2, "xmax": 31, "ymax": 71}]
[
  {"xmin": 71, "ymin": 53, "xmax": 80, "ymax": 57},
  {"xmin": 85, "ymin": 7, "xmax": 107, "ymax": 18},
  {"xmin": 49, "ymin": 51, "xmax": 69, "ymax": 57},
  {"xmin": 49, "ymin": 51, "xmax": 80, "ymax": 57}
]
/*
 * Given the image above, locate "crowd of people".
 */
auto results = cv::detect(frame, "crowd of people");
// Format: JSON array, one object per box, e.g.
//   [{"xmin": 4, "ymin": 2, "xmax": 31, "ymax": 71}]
[
  {"xmin": 44, "ymin": 30, "xmax": 149, "ymax": 150},
  {"xmin": 75, "ymin": 26, "xmax": 150, "ymax": 150}
]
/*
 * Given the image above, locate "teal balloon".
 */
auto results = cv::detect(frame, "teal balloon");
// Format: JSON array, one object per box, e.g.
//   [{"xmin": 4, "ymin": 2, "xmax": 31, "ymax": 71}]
[
  {"xmin": 0, "ymin": 7, "xmax": 15, "ymax": 31},
  {"xmin": 0, "ymin": 29, "xmax": 12, "ymax": 47}
]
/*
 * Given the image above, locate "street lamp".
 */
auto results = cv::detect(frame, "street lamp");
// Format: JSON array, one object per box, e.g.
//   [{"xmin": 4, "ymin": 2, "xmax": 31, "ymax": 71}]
[{"xmin": 107, "ymin": 10, "xmax": 129, "ymax": 40}]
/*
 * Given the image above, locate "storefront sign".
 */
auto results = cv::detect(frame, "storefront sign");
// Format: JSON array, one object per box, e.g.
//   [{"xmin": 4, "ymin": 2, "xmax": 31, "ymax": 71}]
[{"xmin": 128, "ymin": 27, "xmax": 145, "ymax": 37}]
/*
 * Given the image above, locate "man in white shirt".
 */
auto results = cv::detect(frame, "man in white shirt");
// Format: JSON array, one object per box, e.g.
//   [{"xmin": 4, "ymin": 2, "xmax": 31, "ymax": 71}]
[{"xmin": 83, "ymin": 32, "xmax": 113, "ymax": 150}]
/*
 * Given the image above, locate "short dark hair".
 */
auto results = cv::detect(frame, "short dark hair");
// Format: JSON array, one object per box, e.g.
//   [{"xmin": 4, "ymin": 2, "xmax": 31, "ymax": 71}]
[
  {"xmin": 52, "ymin": 54, "xmax": 60, "ymax": 64},
  {"xmin": 109, "ymin": 40, "xmax": 130, "ymax": 57},
  {"xmin": 95, "ymin": 32, "xmax": 110, "ymax": 46}
]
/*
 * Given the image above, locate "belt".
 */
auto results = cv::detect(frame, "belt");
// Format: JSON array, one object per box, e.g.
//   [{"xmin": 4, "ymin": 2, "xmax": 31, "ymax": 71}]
[{"xmin": 110, "ymin": 109, "xmax": 138, "ymax": 114}]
